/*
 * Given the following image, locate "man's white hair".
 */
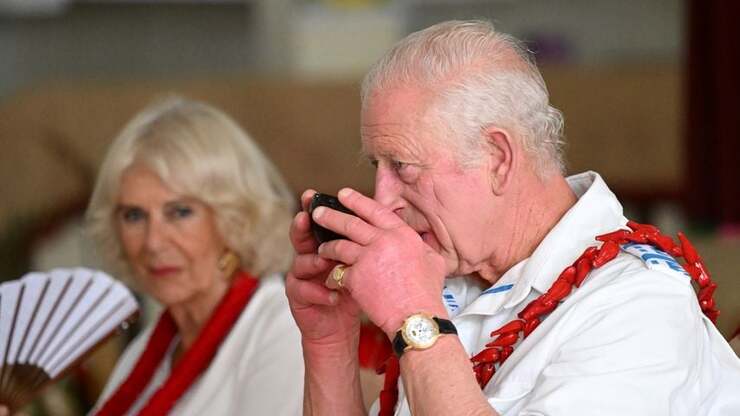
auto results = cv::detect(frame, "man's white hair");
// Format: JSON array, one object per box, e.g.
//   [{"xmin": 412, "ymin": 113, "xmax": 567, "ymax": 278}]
[{"xmin": 361, "ymin": 20, "xmax": 565, "ymax": 175}]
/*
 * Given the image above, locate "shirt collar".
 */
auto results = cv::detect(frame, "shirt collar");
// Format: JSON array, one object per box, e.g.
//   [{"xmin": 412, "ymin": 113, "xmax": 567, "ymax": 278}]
[
  {"xmin": 511, "ymin": 171, "xmax": 626, "ymax": 301},
  {"xmin": 455, "ymin": 171, "xmax": 626, "ymax": 316},
  {"xmin": 454, "ymin": 261, "xmax": 527, "ymax": 317}
]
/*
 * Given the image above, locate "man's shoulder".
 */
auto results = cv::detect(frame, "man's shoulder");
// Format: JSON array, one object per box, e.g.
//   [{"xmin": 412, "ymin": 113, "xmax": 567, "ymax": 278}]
[
  {"xmin": 563, "ymin": 243, "xmax": 700, "ymax": 322},
  {"xmin": 547, "ymin": 244, "xmax": 704, "ymax": 351},
  {"xmin": 585, "ymin": 242, "xmax": 694, "ymax": 292},
  {"xmin": 619, "ymin": 242, "xmax": 693, "ymax": 280}
]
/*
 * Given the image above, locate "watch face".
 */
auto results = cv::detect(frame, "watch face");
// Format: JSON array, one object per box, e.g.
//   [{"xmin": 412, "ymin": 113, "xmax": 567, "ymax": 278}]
[{"xmin": 403, "ymin": 314, "xmax": 439, "ymax": 349}]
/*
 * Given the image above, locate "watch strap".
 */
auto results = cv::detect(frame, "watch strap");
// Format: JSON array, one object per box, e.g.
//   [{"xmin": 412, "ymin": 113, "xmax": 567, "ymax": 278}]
[
  {"xmin": 392, "ymin": 333, "xmax": 408, "ymax": 358},
  {"xmin": 434, "ymin": 317, "xmax": 458, "ymax": 335}
]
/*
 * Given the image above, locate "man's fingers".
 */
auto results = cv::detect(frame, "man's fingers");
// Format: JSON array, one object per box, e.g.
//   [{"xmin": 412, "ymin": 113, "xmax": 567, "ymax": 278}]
[
  {"xmin": 317, "ymin": 238, "xmax": 363, "ymax": 266},
  {"xmin": 290, "ymin": 211, "xmax": 319, "ymax": 254},
  {"xmin": 300, "ymin": 189, "xmax": 317, "ymax": 212},
  {"xmin": 324, "ymin": 264, "xmax": 351, "ymax": 291},
  {"xmin": 337, "ymin": 188, "xmax": 405, "ymax": 229},
  {"xmin": 286, "ymin": 273, "xmax": 338, "ymax": 307},
  {"xmin": 290, "ymin": 189, "xmax": 318, "ymax": 254},
  {"xmin": 292, "ymin": 253, "xmax": 334, "ymax": 279},
  {"xmin": 311, "ymin": 206, "xmax": 378, "ymax": 246}
]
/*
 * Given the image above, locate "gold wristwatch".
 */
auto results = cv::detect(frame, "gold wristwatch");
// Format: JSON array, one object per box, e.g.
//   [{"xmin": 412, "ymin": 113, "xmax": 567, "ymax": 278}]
[{"xmin": 392, "ymin": 313, "xmax": 457, "ymax": 357}]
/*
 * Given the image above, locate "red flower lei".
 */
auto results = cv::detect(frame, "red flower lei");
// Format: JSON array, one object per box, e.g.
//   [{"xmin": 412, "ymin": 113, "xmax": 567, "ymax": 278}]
[
  {"xmin": 95, "ymin": 271, "xmax": 259, "ymax": 416},
  {"xmin": 378, "ymin": 221, "xmax": 719, "ymax": 416}
]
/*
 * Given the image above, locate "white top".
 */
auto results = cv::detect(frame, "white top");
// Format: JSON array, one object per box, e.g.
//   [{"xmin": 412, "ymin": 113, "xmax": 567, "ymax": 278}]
[
  {"xmin": 94, "ymin": 274, "xmax": 304, "ymax": 416},
  {"xmin": 372, "ymin": 171, "xmax": 740, "ymax": 416}
]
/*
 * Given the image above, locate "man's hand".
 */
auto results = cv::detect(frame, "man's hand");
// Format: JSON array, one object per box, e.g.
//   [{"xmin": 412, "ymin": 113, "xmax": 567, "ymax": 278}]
[
  {"xmin": 311, "ymin": 188, "xmax": 448, "ymax": 338},
  {"xmin": 285, "ymin": 190, "xmax": 367, "ymax": 416},
  {"xmin": 285, "ymin": 190, "xmax": 362, "ymax": 346}
]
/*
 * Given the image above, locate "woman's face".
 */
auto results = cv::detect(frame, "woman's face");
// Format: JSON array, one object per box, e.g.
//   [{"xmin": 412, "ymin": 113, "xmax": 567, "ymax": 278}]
[{"xmin": 115, "ymin": 164, "xmax": 230, "ymax": 308}]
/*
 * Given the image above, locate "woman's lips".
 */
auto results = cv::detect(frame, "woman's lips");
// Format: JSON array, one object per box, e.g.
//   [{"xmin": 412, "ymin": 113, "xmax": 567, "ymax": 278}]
[{"xmin": 148, "ymin": 266, "xmax": 181, "ymax": 277}]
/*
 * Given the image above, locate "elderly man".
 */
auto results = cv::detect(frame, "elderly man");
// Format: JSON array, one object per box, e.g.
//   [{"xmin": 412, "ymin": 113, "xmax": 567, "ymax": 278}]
[{"xmin": 286, "ymin": 20, "xmax": 740, "ymax": 415}]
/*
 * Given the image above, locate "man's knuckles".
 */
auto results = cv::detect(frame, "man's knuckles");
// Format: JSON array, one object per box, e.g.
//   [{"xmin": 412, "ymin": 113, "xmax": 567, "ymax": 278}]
[{"xmin": 291, "ymin": 254, "xmax": 318, "ymax": 277}]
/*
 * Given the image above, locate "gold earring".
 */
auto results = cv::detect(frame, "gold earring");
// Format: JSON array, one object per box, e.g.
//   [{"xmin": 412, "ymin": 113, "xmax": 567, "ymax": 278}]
[{"xmin": 218, "ymin": 250, "xmax": 241, "ymax": 278}]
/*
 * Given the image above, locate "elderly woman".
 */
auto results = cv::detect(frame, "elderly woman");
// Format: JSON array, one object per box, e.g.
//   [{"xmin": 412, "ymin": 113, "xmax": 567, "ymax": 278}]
[{"xmin": 87, "ymin": 97, "xmax": 303, "ymax": 415}]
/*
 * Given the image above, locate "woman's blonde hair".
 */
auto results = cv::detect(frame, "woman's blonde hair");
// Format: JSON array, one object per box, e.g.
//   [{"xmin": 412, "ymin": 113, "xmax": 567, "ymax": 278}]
[{"xmin": 86, "ymin": 96, "xmax": 296, "ymax": 279}]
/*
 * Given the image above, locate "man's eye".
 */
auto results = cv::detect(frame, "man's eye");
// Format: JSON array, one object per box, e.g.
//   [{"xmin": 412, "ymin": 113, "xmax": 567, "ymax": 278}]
[
  {"xmin": 391, "ymin": 160, "xmax": 407, "ymax": 171},
  {"xmin": 121, "ymin": 208, "xmax": 145, "ymax": 223}
]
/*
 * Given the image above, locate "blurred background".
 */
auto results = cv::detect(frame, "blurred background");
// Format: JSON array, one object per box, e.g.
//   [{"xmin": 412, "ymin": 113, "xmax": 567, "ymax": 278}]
[{"xmin": 0, "ymin": 0, "xmax": 738, "ymax": 414}]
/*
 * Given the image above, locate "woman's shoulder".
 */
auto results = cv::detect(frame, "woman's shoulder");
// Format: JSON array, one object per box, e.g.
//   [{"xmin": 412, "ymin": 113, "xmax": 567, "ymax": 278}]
[
  {"xmin": 203, "ymin": 272, "xmax": 303, "ymax": 405},
  {"xmin": 255, "ymin": 272, "xmax": 287, "ymax": 294},
  {"xmin": 223, "ymin": 272, "xmax": 302, "ymax": 364},
  {"xmin": 247, "ymin": 273, "xmax": 292, "ymax": 316},
  {"xmin": 93, "ymin": 320, "xmax": 163, "ymax": 408}
]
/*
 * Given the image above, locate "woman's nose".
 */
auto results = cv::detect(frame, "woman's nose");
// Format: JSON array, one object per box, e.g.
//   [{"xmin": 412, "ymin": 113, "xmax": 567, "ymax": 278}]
[{"xmin": 144, "ymin": 217, "xmax": 167, "ymax": 252}]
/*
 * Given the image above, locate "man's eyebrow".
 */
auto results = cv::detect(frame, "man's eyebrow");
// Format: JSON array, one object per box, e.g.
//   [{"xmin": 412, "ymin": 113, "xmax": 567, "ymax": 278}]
[
  {"xmin": 359, "ymin": 143, "xmax": 375, "ymax": 159},
  {"xmin": 360, "ymin": 148, "xmax": 394, "ymax": 162},
  {"xmin": 361, "ymin": 149, "xmax": 379, "ymax": 161}
]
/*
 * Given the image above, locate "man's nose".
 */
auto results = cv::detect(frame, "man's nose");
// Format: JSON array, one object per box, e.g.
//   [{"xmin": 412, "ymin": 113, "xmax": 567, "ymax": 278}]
[{"xmin": 373, "ymin": 167, "xmax": 404, "ymax": 213}]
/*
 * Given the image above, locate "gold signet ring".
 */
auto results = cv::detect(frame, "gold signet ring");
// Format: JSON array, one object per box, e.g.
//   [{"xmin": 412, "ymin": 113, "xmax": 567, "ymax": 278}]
[{"xmin": 330, "ymin": 264, "xmax": 348, "ymax": 289}]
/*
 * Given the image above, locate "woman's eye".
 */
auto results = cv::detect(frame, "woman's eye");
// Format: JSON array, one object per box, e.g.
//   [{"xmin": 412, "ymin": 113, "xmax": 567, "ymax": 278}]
[
  {"xmin": 121, "ymin": 208, "xmax": 145, "ymax": 223},
  {"xmin": 168, "ymin": 204, "xmax": 193, "ymax": 219}
]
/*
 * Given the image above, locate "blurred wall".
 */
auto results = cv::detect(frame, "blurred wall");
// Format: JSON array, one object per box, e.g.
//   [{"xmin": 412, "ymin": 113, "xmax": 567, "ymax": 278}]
[
  {"xmin": 0, "ymin": 1, "xmax": 289, "ymax": 98},
  {"xmin": 409, "ymin": 0, "xmax": 683, "ymax": 63},
  {"xmin": 0, "ymin": 0, "xmax": 683, "ymax": 97}
]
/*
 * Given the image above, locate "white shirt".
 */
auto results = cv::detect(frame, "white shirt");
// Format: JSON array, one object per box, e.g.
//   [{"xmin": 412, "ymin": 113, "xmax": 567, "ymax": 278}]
[
  {"xmin": 373, "ymin": 171, "xmax": 740, "ymax": 416},
  {"xmin": 94, "ymin": 274, "xmax": 304, "ymax": 416}
]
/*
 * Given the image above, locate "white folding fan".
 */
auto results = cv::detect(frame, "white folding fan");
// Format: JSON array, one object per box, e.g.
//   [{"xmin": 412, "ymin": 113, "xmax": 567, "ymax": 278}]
[{"xmin": 0, "ymin": 267, "xmax": 138, "ymax": 410}]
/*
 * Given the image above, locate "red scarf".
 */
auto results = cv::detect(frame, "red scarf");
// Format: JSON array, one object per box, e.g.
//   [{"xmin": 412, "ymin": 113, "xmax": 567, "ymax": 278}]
[{"xmin": 95, "ymin": 271, "xmax": 259, "ymax": 416}]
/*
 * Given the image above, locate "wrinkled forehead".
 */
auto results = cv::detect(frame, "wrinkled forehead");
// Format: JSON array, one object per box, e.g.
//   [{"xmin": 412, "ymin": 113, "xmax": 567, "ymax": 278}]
[
  {"xmin": 360, "ymin": 122, "xmax": 441, "ymax": 163},
  {"xmin": 360, "ymin": 85, "xmax": 455, "ymax": 159}
]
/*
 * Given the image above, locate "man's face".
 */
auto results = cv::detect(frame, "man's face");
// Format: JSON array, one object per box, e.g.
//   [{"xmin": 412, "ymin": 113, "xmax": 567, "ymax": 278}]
[{"xmin": 361, "ymin": 87, "xmax": 498, "ymax": 276}]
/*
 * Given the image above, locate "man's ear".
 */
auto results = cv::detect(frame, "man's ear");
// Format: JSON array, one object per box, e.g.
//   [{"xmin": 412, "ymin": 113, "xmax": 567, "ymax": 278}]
[{"xmin": 483, "ymin": 127, "xmax": 515, "ymax": 196}]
